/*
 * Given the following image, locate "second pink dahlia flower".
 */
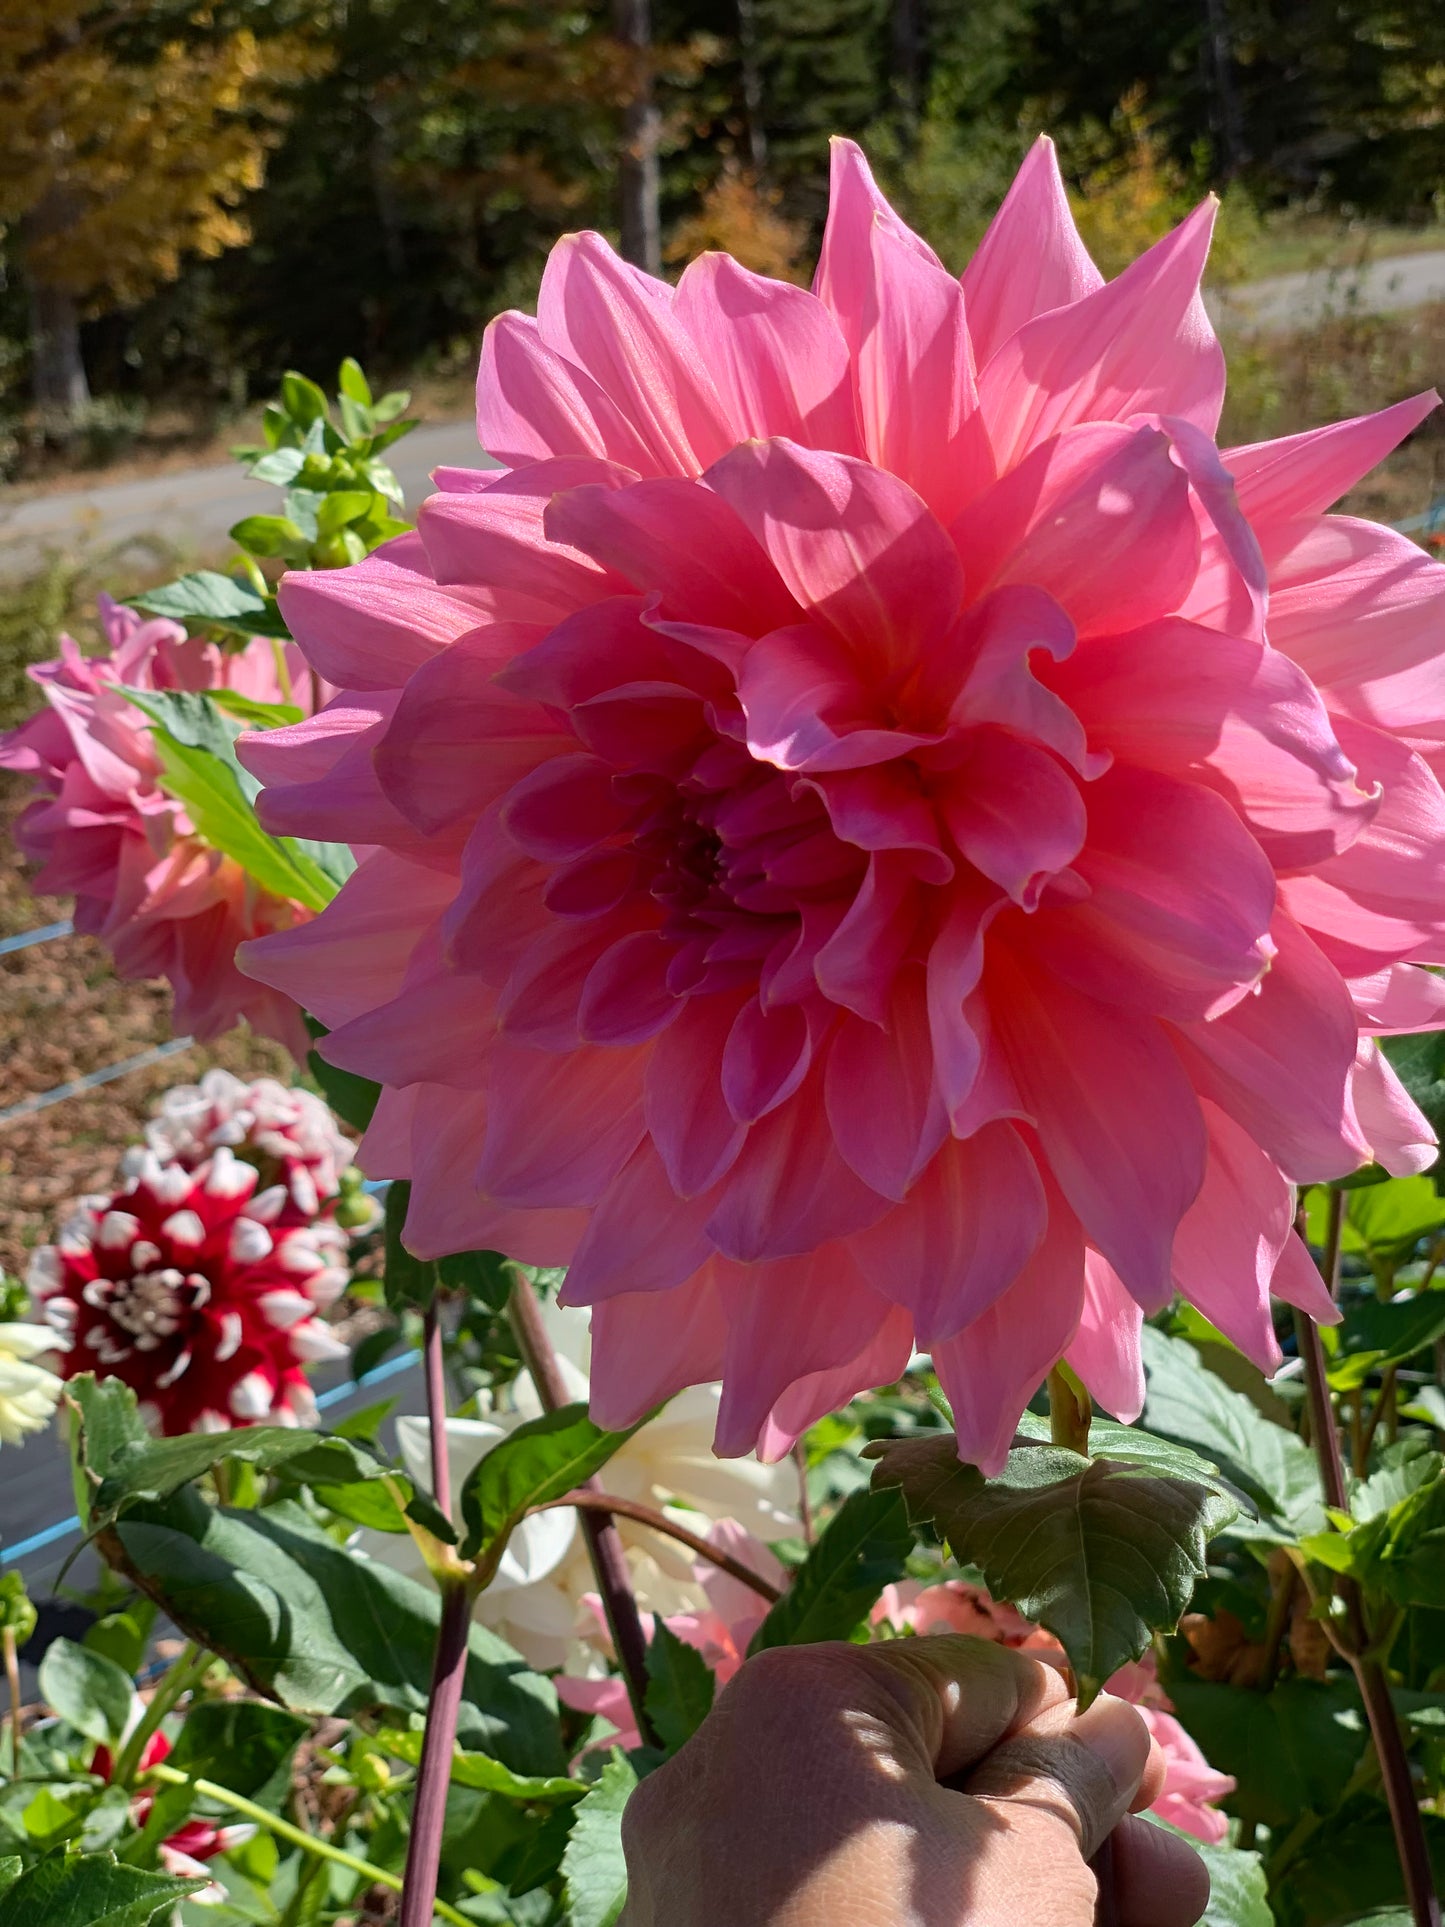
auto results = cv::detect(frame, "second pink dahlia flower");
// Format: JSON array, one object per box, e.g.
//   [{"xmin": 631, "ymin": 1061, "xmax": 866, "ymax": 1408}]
[
  {"xmin": 242, "ymin": 137, "xmax": 1445, "ymax": 1471},
  {"xmin": 0, "ymin": 596, "xmax": 317, "ymax": 1055}
]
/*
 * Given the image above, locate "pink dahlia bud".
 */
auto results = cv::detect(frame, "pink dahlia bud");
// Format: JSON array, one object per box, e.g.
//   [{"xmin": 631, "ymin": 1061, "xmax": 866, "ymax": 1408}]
[
  {"xmin": 239, "ymin": 136, "xmax": 1445, "ymax": 1472},
  {"xmin": 28, "ymin": 1148, "xmax": 348, "ymax": 1434},
  {"xmin": 125, "ymin": 1068, "xmax": 356, "ymax": 1221},
  {"xmin": 0, "ymin": 598, "xmax": 320, "ymax": 1056}
]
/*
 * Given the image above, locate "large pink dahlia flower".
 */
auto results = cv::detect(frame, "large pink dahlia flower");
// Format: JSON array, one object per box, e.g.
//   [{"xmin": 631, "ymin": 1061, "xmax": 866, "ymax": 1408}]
[
  {"xmin": 0, "ymin": 597, "xmax": 316, "ymax": 1055},
  {"xmin": 241, "ymin": 138, "xmax": 1445, "ymax": 1471}
]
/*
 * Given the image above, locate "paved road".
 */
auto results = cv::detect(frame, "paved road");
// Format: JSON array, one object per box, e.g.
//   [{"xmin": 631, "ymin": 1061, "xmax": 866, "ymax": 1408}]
[
  {"xmin": 3, "ymin": 247, "xmax": 1442, "ymax": 577},
  {"xmin": 0, "ymin": 416, "xmax": 498, "ymax": 578}
]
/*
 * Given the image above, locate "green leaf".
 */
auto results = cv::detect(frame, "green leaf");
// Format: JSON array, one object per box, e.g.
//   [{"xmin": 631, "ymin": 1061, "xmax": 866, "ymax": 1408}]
[
  {"xmin": 562, "ymin": 1755, "xmax": 635, "ymax": 1927},
  {"xmin": 1302, "ymin": 1456, "xmax": 1445, "ymax": 1608},
  {"xmin": 1140, "ymin": 1327, "xmax": 1323, "ymax": 1538},
  {"xmin": 209, "ymin": 688, "xmax": 304, "ymax": 730},
  {"xmin": 372, "ymin": 388, "xmax": 412, "ymax": 423},
  {"xmin": 382, "ymin": 1178, "xmax": 438, "ymax": 1311},
  {"xmin": 83, "ymin": 1607, "xmax": 152, "ymax": 1679},
  {"xmin": 103, "ymin": 1494, "xmax": 564, "ymax": 1771},
  {"xmin": 644, "ymin": 1621, "xmax": 715, "ymax": 1753},
  {"xmin": 1326, "ymin": 1291, "xmax": 1445, "ymax": 1392},
  {"xmin": 0, "ymin": 1864, "xmax": 19, "ymax": 1900},
  {"xmin": 1142, "ymin": 1820, "xmax": 1273, "ymax": 1927},
  {"xmin": 437, "ymin": 1248, "xmax": 513, "ymax": 1314},
  {"xmin": 229, "ymin": 514, "xmax": 311, "ymax": 562},
  {"xmin": 337, "ymin": 358, "xmax": 372, "ymax": 407},
  {"xmin": 1281, "ymin": 1804, "xmax": 1445, "ymax": 1926},
  {"xmin": 1382, "ymin": 1032, "xmax": 1445, "ymax": 1169},
  {"xmin": 375, "ymin": 1728, "xmax": 584, "ymax": 1802},
  {"xmin": 868, "ymin": 1431, "xmax": 1237, "ymax": 1701},
  {"xmin": 65, "ymin": 1376, "xmax": 150, "ymax": 1526},
  {"xmin": 246, "ymin": 448, "xmax": 306, "ymax": 486},
  {"xmin": 280, "ymin": 371, "xmax": 329, "ymax": 427},
  {"xmin": 90, "ymin": 1424, "xmax": 394, "ymax": 1532},
  {"xmin": 0, "ymin": 1574, "xmax": 36, "ymax": 1647},
  {"xmin": 316, "ymin": 490, "xmax": 377, "ymax": 537},
  {"xmin": 1161, "ymin": 1670, "xmax": 1368, "ymax": 1829},
  {"xmin": 0, "ymin": 1852, "xmax": 206, "ymax": 1927},
  {"xmin": 130, "ymin": 570, "xmax": 290, "ymax": 640},
  {"xmin": 38, "ymin": 1638, "xmax": 134, "ymax": 1746},
  {"xmin": 141, "ymin": 1700, "xmax": 309, "ymax": 1845},
  {"xmin": 458, "ymin": 1404, "xmax": 641, "ymax": 1567},
  {"xmin": 1346, "ymin": 1175, "xmax": 1445, "ymax": 1261},
  {"xmin": 747, "ymin": 1486, "xmax": 912, "ymax": 1655},
  {"xmin": 304, "ymin": 1017, "xmax": 381, "ymax": 1130}
]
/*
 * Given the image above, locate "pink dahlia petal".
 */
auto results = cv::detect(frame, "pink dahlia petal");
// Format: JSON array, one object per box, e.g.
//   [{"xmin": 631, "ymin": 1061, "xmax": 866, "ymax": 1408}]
[
  {"xmin": 559, "ymin": 1138, "xmax": 715, "ymax": 1303},
  {"xmin": 477, "ymin": 310, "xmax": 661, "ymax": 472},
  {"xmin": 536, "ymin": 231, "xmax": 734, "ymax": 474},
  {"xmin": 721, "ymin": 995, "xmax": 812, "ymax": 1124},
  {"xmin": 477, "ymin": 1039, "xmax": 647, "ymax": 1208},
  {"xmin": 674, "ymin": 252, "xmax": 860, "ymax": 455},
  {"xmin": 1169, "ymin": 1103, "xmax": 1291, "ymax": 1371},
  {"xmin": 1226, "ymin": 391, "xmax": 1439, "ymax": 525},
  {"xmin": 1351, "ymin": 1039, "xmax": 1437, "ymax": 1176},
  {"xmin": 851, "ymin": 1123, "xmax": 1046, "ymax": 1344},
  {"xmin": 1265, "ymin": 516, "xmax": 1445, "ymax": 689},
  {"xmin": 813, "ymin": 137, "xmax": 943, "ymax": 370},
  {"xmin": 588, "ymin": 1266, "xmax": 729, "ymax": 1429},
  {"xmin": 644, "ymin": 991, "xmax": 750, "ymax": 1196},
  {"xmin": 825, "ymin": 968, "xmax": 946, "ymax": 1199},
  {"xmin": 1065, "ymin": 1252, "xmax": 1145, "ymax": 1422},
  {"xmin": 759, "ymin": 1301, "xmax": 915, "ymax": 1460},
  {"xmin": 417, "ymin": 460, "xmax": 632, "ymax": 619},
  {"xmin": 1351, "ymin": 962, "xmax": 1445, "ymax": 1034},
  {"xmin": 937, "ymin": 728, "xmax": 1085, "ymax": 910},
  {"xmin": 978, "ymin": 199, "xmax": 1223, "ymax": 469},
  {"xmin": 960, "ymin": 135, "xmax": 1102, "ymax": 372}
]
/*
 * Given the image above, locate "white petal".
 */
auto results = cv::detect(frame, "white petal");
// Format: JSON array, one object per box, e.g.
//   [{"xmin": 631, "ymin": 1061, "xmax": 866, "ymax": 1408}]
[
  {"xmin": 161, "ymin": 1210, "xmax": 206, "ymax": 1249},
  {"xmin": 228, "ymin": 1371, "xmax": 273, "ymax": 1420},
  {"xmin": 228, "ymin": 1218, "xmax": 274, "ymax": 1265}
]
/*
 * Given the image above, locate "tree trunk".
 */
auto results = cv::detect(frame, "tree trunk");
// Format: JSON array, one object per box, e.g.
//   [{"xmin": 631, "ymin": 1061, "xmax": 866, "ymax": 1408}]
[
  {"xmin": 891, "ymin": 0, "xmax": 924, "ymax": 141},
  {"xmin": 1201, "ymin": 0, "xmax": 1247, "ymax": 177},
  {"xmin": 26, "ymin": 273, "xmax": 90, "ymax": 434},
  {"xmin": 737, "ymin": 0, "xmax": 767, "ymax": 171},
  {"xmin": 612, "ymin": 0, "xmax": 661, "ymax": 275}
]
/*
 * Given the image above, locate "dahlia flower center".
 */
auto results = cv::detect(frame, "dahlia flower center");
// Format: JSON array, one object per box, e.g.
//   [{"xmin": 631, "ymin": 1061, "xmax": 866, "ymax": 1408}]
[{"xmin": 83, "ymin": 1266, "xmax": 204, "ymax": 1352}]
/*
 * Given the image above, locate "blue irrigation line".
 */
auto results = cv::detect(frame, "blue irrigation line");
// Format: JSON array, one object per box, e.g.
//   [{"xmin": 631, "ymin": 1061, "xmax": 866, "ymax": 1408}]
[
  {"xmin": 0, "ymin": 1035, "xmax": 197, "ymax": 1128},
  {"xmin": 0, "ymin": 919, "xmax": 73, "ymax": 957},
  {"xmin": 0, "ymin": 1346, "xmax": 423, "ymax": 1569}
]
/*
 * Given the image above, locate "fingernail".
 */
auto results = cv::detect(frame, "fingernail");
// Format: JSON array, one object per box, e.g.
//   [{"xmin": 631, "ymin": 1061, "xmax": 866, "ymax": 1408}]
[{"xmin": 1070, "ymin": 1694, "xmax": 1147, "ymax": 1799}]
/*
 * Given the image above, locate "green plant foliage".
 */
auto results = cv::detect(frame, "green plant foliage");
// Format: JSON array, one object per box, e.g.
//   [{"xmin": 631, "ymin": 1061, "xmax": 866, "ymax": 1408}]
[
  {"xmin": 869, "ymin": 1428, "xmax": 1237, "ymax": 1700},
  {"xmin": 1323, "ymin": 1293, "xmax": 1445, "ymax": 1394},
  {"xmin": 458, "ymin": 1404, "xmax": 642, "ymax": 1570},
  {"xmin": 0, "ymin": 1851, "xmax": 206, "ymax": 1927},
  {"xmin": 35, "ymin": 1642, "xmax": 133, "ymax": 1750},
  {"xmin": 1144, "ymin": 1820, "xmax": 1273, "ymax": 1927},
  {"xmin": 747, "ymin": 1486, "xmax": 913, "ymax": 1654},
  {"xmin": 375, "ymin": 1730, "xmax": 584, "ymax": 1804},
  {"xmin": 139, "ymin": 1700, "xmax": 309, "ymax": 1846},
  {"xmin": 130, "ymin": 571, "xmax": 290, "ymax": 640},
  {"xmin": 1303, "ymin": 1457, "xmax": 1445, "ymax": 1610},
  {"xmin": 1161, "ymin": 1671, "xmax": 1369, "ymax": 1830},
  {"xmin": 561, "ymin": 1756, "xmax": 635, "ymax": 1927},
  {"xmin": 644, "ymin": 1622, "xmax": 716, "ymax": 1754}
]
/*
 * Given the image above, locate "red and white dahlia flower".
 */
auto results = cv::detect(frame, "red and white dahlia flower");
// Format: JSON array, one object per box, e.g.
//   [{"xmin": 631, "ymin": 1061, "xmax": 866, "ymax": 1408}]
[
  {"xmin": 28, "ymin": 1147, "xmax": 348, "ymax": 1433},
  {"xmin": 241, "ymin": 137, "xmax": 1445, "ymax": 1471},
  {"xmin": 0, "ymin": 596, "xmax": 317, "ymax": 1055},
  {"xmin": 93, "ymin": 1728, "xmax": 255, "ymax": 1901},
  {"xmin": 127, "ymin": 1067, "xmax": 356, "ymax": 1220}
]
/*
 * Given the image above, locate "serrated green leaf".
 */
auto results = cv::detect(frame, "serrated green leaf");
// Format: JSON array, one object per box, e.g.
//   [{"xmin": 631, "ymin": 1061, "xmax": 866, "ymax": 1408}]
[
  {"xmin": 869, "ymin": 1432, "xmax": 1237, "ymax": 1701},
  {"xmin": 375, "ymin": 1728, "xmax": 584, "ymax": 1802},
  {"xmin": 0, "ymin": 1863, "xmax": 19, "ymax": 1900},
  {"xmin": 65, "ymin": 1376, "xmax": 151, "ymax": 1524},
  {"xmin": 37, "ymin": 1639, "xmax": 134, "ymax": 1747},
  {"xmin": 562, "ymin": 1755, "xmax": 635, "ymax": 1927},
  {"xmin": 1141, "ymin": 1327, "xmax": 1323, "ymax": 1538},
  {"xmin": 644, "ymin": 1620, "xmax": 715, "ymax": 1753},
  {"xmin": 459, "ymin": 1404, "xmax": 640, "ymax": 1568},
  {"xmin": 0, "ymin": 1852, "xmax": 206, "ymax": 1927},
  {"xmin": 130, "ymin": 570, "xmax": 290, "ymax": 639},
  {"xmin": 747, "ymin": 1486, "xmax": 912, "ymax": 1654},
  {"xmin": 1302, "ymin": 1456, "xmax": 1445, "ymax": 1608}
]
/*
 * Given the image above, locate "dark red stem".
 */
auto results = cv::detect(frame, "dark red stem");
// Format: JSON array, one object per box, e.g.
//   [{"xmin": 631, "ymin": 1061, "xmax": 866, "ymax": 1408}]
[
  {"xmin": 398, "ymin": 1579, "xmax": 470, "ymax": 1927},
  {"xmin": 1295, "ymin": 1206, "xmax": 1440, "ymax": 1927},
  {"xmin": 508, "ymin": 1276, "xmax": 660, "ymax": 1749},
  {"xmin": 532, "ymin": 1489, "xmax": 782, "ymax": 1602}
]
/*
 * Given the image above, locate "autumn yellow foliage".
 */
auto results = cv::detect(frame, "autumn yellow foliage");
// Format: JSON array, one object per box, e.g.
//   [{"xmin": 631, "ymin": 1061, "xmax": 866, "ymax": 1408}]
[
  {"xmin": 665, "ymin": 168, "xmax": 808, "ymax": 282},
  {"xmin": 0, "ymin": 4, "xmax": 325, "ymax": 311}
]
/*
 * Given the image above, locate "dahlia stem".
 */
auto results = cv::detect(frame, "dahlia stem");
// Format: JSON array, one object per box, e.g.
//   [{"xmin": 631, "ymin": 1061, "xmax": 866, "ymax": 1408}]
[
  {"xmin": 113, "ymin": 1641, "xmax": 209, "ymax": 1789},
  {"xmin": 1295, "ymin": 1222, "xmax": 1441, "ymax": 1927},
  {"xmin": 398, "ymin": 1293, "xmax": 471, "ymax": 1927},
  {"xmin": 3, "ymin": 1627, "xmax": 21, "ymax": 1772},
  {"xmin": 794, "ymin": 1440, "xmax": 815, "ymax": 1546},
  {"xmin": 507, "ymin": 1277, "xmax": 659, "ymax": 1748},
  {"xmin": 144, "ymin": 1759, "xmax": 474, "ymax": 1927},
  {"xmin": 531, "ymin": 1490, "xmax": 783, "ymax": 1602},
  {"xmin": 399, "ymin": 1579, "xmax": 472, "ymax": 1927}
]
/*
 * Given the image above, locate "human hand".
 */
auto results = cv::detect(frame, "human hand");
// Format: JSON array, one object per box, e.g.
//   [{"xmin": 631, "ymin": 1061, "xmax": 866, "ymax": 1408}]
[{"xmin": 618, "ymin": 1635, "xmax": 1212, "ymax": 1927}]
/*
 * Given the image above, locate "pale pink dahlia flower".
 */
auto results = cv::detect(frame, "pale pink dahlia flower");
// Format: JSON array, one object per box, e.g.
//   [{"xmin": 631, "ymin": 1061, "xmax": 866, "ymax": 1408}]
[
  {"xmin": 241, "ymin": 137, "xmax": 1445, "ymax": 1471},
  {"xmin": 28, "ymin": 1147, "xmax": 348, "ymax": 1434},
  {"xmin": 0, "ymin": 596, "xmax": 316, "ymax": 1055}
]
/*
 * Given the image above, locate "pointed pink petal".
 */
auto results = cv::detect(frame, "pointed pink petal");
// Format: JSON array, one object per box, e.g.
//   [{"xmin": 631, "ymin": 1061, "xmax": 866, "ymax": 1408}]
[
  {"xmin": 704, "ymin": 1064, "xmax": 889, "ymax": 1261},
  {"xmin": 813, "ymin": 137, "xmax": 942, "ymax": 366},
  {"xmin": 825, "ymin": 966, "xmax": 947, "ymax": 1198},
  {"xmin": 417, "ymin": 460, "xmax": 632, "ymax": 619},
  {"xmin": 978, "ymin": 200, "xmax": 1223, "ymax": 469},
  {"xmin": 706, "ymin": 439, "xmax": 964, "ymax": 680},
  {"xmin": 858, "ymin": 222, "xmax": 993, "ymax": 523},
  {"xmin": 536, "ymin": 231, "xmax": 733, "ymax": 474},
  {"xmin": 500, "ymin": 753, "xmax": 630, "ymax": 860},
  {"xmin": 443, "ymin": 803, "xmax": 552, "ymax": 982},
  {"xmin": 938, "ymin": 728, "xmax": 1086, "ymax": 909},
  {"xmin": 1264, "ymin": 515, "xmax": 1445, "ymax": 689},
  {"xmin": 961, "ymin": 136, "xmax": 1103, "ymax": 371},
  {"xmin": 1351, "ymin": 1038, "xmax": 1437, "ymax": 1176},
  {"xmin": 760, "ymin": 1302, "xmax": 915, "ymax": 1461},
  {"xmin": 477, "ymin": 309, "xmax": 661, "ymax": 472},
  {"xmin": 713, "ymin": 1243, "xmax": 901, "ymax": 1454},
  {"xmin": 544, "ymin": 478, "xmax": 798, "ymax": 634},
  {"xmin": 991, "ymin": 947, "xmax": 1206, "ymax": 1307},
  {"xmin": 1173, "ymin": 912, "xmax": 1369, "ymax": 1183},
  {"xmin": 243, "ymin": 692, "xmax": 430, "ymax": 854},
  {"xmin": 276, "ymin": 533, "xmax": 496, "ymax": 691},
  {"xmin": 722, "ymin": 995, "xmax": 812, "ymax": 1123},
  {"xmin": 946, "ymin": 585, "xmax": 1093, "ymax": 772},
  {"xmin": 645, "ymin": 990, "xmax": 750, "ymax": 1196},
  {"xmin": 588, "ymin": 1265, "xmax": 730, "ymax": 1428},
  {"xmin": 1030, "ymin": 764, "xmax": 1277, "ymax": 1023},
  {"xmin": 735, "ymin": 622, "xmax": 936, "ymax": 773},
  {"xmin": 559, "ymin": 1137, "xmax": 716, "ymax": 1303},
  {"xmin": 955, "ymin": 422, "xmax": 1199, "ymax": 638},
  {"xmin": 1268, "ymin": 1229, "xmax": 1341, "ymax": 1324},
  {"xmin": 932, "ymin": 1189, "xmax": 1087, "ymax": 1475},
  {"xmin": 500, "ymin": 595, "xmax": 726, "ymax": 709},
  {"xmin": 1065, "ymin": 1252, "xmax": 1145, "ymax": 1422},
  {"xmin": 477, "ymin": 1038, "xmax": 648, "ymax": 1206},
  {"xmin": 926, "ymin": 880, "xmax": 1005, "ymax": 1124},
  {"xmin": 852, "ymin": 1123, "xmax": 1046, "ymax": 1343},
  {"xmin": 674, "ymin": 251, "xmax": 861, "ymax": 454},
  {"xmin": 1225, "ymin": 391, "xmax": 1439, "ymax": 524},
  {"xmin": 498, "ymin": 910, "xmax": 649, "ymax": 1050},
  {"xmin": 814, "ymin": 851, "xmax": 920, "ymax": 1023},
  {"xmin": 404, "ymin": 1085, "xmax": 587, "ymax": 1264},
  {"xmin": 1351, "ymin": 963, "xmax": 1445, "ymax": 1034},
  {"xmin": 579, "ymin": 930, "xmax": 680, "ymax": 1045},
  {"xmin": 806, "ymin": 764, "xmax": 952, "ymax": 881},
  {"xmin": 1170, "ymin": 1103, "xmax": 1291, "ymax": 1372}
]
